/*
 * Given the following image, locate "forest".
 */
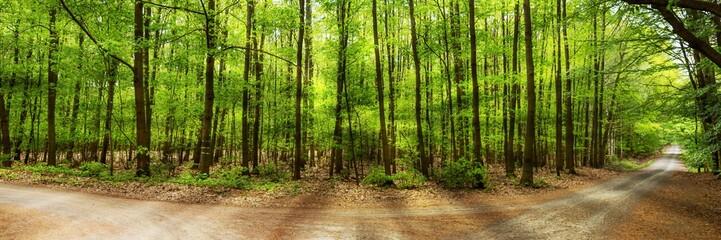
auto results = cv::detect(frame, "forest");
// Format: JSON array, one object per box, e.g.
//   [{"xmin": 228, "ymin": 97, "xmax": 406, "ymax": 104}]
[{"xmin": 0, "ymin": 0, "xmax": 719, "ymax": 188}]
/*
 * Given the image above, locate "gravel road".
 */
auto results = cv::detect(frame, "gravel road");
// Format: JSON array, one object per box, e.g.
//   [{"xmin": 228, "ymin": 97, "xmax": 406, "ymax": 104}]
[{"xmin": 0, "ymin": 146, "xmax": 683, "ymax": 239}]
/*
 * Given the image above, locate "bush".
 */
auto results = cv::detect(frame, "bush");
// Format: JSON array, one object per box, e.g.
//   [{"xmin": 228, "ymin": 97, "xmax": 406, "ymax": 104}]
[
  {"xmin": 362, "ymin": 167, "xmax": 393, "ymax": 186},
  {"xmin": 0, "ymin": 169, "xmax": 18, "ymax": 180},
  {"xmin": 79, "ymin": 162, "xmax": 108, "ymax": 177},
  {"xmin": 441, "ymin": 158, "xmax": 487, "ymax": 189},
  {"xmin": 257, "ymin": 163, "xmax": 290, "ymax": 183},
  {"xmin": 22, "ymin": 163, "xmax": 80, "ymax": 176},
  {"xmin": 392, "ymin": 169, "xmax": 426, "ymax": 189}
]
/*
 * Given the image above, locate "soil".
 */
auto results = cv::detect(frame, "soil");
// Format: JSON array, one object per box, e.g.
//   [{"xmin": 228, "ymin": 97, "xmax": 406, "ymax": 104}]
[
  {"xmin": 610, "ymin": 168, "xmax": 721, "ymax": 239},
  {"xmin": 2, "ymin": 146, "xmax": 718, "ymax": 239}
]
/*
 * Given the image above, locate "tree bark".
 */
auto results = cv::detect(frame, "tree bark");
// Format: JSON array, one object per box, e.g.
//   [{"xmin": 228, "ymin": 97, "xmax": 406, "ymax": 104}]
[
  {"xmin": 241, "ymin": 0, "xmax": 254, "ymax": 174},
  {"xmin": 409, "ymin": 0, "xmax": 428, "ymax": 177},
  {"xmin": 469, "ymin": 0, "xmax": 483, "ymax": 167},
  {"xmin": 520, "ymin": 0, "xmax": 536, "ymax": 186},
  {"xmin": 372, "ymin": 0, "xmax": 391, "ymax": 176},
  {"xmin": 198, "ymin": 0, "xmax": 216, "ymax": 176},
  {"xmin": 563, "ymin": 0, "xmax": 576, "ymax": 174},
  {"xmin": 293, "ymin": 0, "xmax": 306, "ymax": 180},
  {"xmin": 555, "ymin": 0, "xmax": 564, "ymax": 176},
  {"xmin": 47, "ymin": 7, "xmax": 59, "ymax": 167},
  {"xmin": 100, "ymin": 59, "xmax": 118, "ymax": 164}
]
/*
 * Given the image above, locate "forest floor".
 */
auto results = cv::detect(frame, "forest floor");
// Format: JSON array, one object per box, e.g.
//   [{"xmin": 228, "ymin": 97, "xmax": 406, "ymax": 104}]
[{"xmin": 2, "ymin": 146, "xmax": 720, "ymax": 239}]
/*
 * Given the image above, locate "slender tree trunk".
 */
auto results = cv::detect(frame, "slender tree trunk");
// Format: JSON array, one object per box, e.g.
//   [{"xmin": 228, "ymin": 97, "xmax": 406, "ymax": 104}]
[
  {"xmin": 100, "ymin": 60, "xmax": 118, "ymax": 165},
  {"xmin": 331, "ymin": 0, "xmax": 349, "ymax": 177},
  {"xmin": 252, "ymin": 33, "xmax": 265, "ymax": 172},
  {"xmin": 47, "ymin": 7, "xmax": 59, "ymax": 166},
  {"xmin": 520, "ymin": 0, "xmax": 536, "ymax": 186},
  {"xmin": 372, "ymin": 0, "xmax": 392, "ymax": 176},
  {"xmin": 199, "ymin": 0, "xmax": 216, "ymax": 176},
  {"xmin": 506, "ymin": 2, "xmax": 521, "ymax": 177},
  {"xmin": 469, "ymin": 0, "xmax": 483, "ymax": 167},
  {"xmin": 563, "ymin": 0, "xmax": 575, "ymax": 174},
  {"xmin": 554, "ymin": 0, "xmax": 563, "ymax": 176},
  {"xmin": 293, "ymin": 0, "xmax": 306, "ymax": 180},
  {"xmin": 66, "ymin": 35, "xmax": 85, "ymax": 162},
  {"xmin": 241, "ymin": 0, "xmax": 254, "ymax": 174},
  {"xmin": 0, "ymin": 89, "xmax": 10, "ymax": 167},
  {"xmin": 409, "ymin": 0, "xmax": 428, "ymax": 177}
]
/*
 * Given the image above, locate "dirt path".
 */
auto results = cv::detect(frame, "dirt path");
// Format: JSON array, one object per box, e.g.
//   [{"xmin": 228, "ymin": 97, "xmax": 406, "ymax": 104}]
[{"xmin": 0, "ymin": 146, "xmax": 687, "ymax": 239}]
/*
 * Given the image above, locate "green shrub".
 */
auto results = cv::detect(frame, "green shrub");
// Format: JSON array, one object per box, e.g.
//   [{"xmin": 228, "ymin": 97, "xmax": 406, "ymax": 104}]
[
  {"xmin": 257, "ymin": 163, "xmax": 290, "ymax": 183},
  {"xmin": 79, "ymin": 162, "xmax": 108, "ymax": 177},
  {"xmin": 392, "ymin": 169, "xmax": 426, "ymax": 189},
  {"xmin": 0, "ymin": 169, "xmax": 18, "ymax": 180},
  {"xmin": 441, "ymin": 158, "xmax": 487, "ymax": 189},
  {"xmin": 22, "ymin": 164, "xmax": 80, "ymax": 176},
  {"xmin": 362, "ymin": 167, "xmax": 393, "ymax": 186},
  {"xmin": 607, "ymin": 158, "xmax": 653, "ymax": 171}
]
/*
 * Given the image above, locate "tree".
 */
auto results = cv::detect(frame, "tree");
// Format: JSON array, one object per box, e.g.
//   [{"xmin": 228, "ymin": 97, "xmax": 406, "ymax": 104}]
[
  {"xmin": 199, "ymin": 0, "xmax": 217, "ymax": 176},
  {"xmin": 47, "ymin": 6, "xmax": 59, "ymax": 167},
  {"xmin": 372, "ymin": 0, "xmax": 392, "ymax": 175},
  {"xmin": 409, "ymin": 0, "xmax": 428, "ymax": 177},
  {"xmin": 520, "ymin": 0, "xmax": 536, "ymax": 186},
  {"xmin": 294, "ymin": 0, "xmax": 306, "ymax": 180},
  {"xmin": 469, "ymin": 0, "xmax": 483, "ymax": 167}
]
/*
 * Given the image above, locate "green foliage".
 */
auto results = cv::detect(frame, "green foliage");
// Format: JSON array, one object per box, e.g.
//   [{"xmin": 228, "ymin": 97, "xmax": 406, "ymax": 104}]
[
  {"xmin": 607, "ymin": 158, "xmax": 654, "ymax": 171},
  {"xmin": 533, "ymin": 178, "xmax": 549, "ymax": 189},
  {"xmin": 257, "ymin": 163, "xmax": 290, "ymax": 183},
  {"xmin": 391, "ymin": 169, "xmax": 426, "ymax": 189},
  {"xmin": 362, "ymin": 166, "xmax": 426, "ymax": 189},
  {"xmin": 362, "ymin": 167, "xmax": 394, "ymax": 186},
  {"xmin": 681, "ymin": 144, "xmax": 713, "ymax": 171},
  {"xmin": 79, "ymin": 162, "xmax": 108, "ymax": 177},
  {"xmin": 0, "ymin": 169, "xmax": 18, "ymax": 180},
  {"xmin": 441, "ymin": 158, "xmax": 487, "ymax": 189},
  {"xmin": 20, "ymin": 163, "xmax": 81, "ymax": 176}
]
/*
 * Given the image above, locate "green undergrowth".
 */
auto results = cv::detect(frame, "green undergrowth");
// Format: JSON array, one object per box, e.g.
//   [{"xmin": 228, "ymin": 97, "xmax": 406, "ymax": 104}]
[
  {"xmin": 607, "ymin": 158, "xmax": 654, "ymax": 171},
  {"xmin": 362, "ymin": 167, "xmax": 426, "ymax": 189},
  {"xmin": 362, "ymin": 157, "xmax": 488, "ymax": 189},
  {"xmin": 4, "ymin": 162, "xmax": 292, "ymax": 191}
]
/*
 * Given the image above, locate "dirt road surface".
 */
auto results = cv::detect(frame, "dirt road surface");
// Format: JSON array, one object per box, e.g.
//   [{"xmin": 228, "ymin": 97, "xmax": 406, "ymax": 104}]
[{"xmin": 0, "ymin": 146, "xmax": 686, "ymax": 239}]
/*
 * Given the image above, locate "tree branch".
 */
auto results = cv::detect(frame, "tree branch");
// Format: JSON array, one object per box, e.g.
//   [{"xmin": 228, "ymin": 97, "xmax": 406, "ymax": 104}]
[
  {"xmin": 59, "ymin": 0, "xmax": 134, "ymax": 71},
  {"xmin": 141, "ymin": 1, "xmax": 204, "ymax": 15},
  {"xmin": 622, "ymin": 0, "xmax": 721, "ymax": 18},
  {"xmin": 222, "ymin": 46, "xmax": 296, "ymax": 66},
  {"xmin": 652, "ymin": 4, "xmax": 721, "ymax": 67}
]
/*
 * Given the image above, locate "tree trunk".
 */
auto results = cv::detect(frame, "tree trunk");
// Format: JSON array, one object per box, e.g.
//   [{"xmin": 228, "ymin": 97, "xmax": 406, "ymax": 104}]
[
  {"xmin": 198, "ymin": 0, "xmax": 216, "ymax": 176},
  {"xmin": 520, "ymin": 0, "xmax": 536, "ymax": 186},
  {"xmin": 506, "ymin": 2, "xmax": 521, "ymax": 177},
  {"xmin": 293, "ymin": 0, "xmax": 306, "ymax": 180},
  {"xmin": 563, "ymin": 0, "xmax": 576, "ymax": 174},
  {"xmin": 0, "ymin": 89, "xmax": 10, "ymax": 167},
  {"xmin": 469, "ymin": 0, "xmax": 483, "ymax": 167},
  {"xmin": 409, "ymin": 0, "xmax": 428, "ymax": 177},
  {"xmin": 372, "ymin": 0, "xmax": 391, "ymax": 176},
  {"xmin": 331, "ymin": 0, "xmax": 349, "ymax": 177},
  {"xmin": 47, "ymin": 7, "xmax": 59, "ymax": 167},
  {"xmin": 241, "ymin": 0, "xmax": 254, "ymax": 174},
  {"xmin": 100, "ymin": 59, "xmax": 117, "ymax": 165},
  {"xmin": 554, "ymin": 0, "xmax": 564, "ymax": 176}
]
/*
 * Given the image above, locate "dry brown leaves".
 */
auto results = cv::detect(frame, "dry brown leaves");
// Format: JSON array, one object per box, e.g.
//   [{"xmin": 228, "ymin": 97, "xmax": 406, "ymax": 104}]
[{"xmin": 0, "ymin": 164, "xmax": 629, "ymax": 209}]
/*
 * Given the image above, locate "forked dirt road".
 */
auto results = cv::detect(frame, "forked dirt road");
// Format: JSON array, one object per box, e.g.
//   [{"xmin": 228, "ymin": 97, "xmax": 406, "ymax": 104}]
[{"xmin": 1, "ymin": 146, "xmax": 684, "ymax": 239}]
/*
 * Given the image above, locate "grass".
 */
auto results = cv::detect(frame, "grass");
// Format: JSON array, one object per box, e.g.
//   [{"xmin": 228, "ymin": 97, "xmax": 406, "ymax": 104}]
[{"xmin": 607, "ymin": 158, "xmax": 654, "ymax": 171}]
